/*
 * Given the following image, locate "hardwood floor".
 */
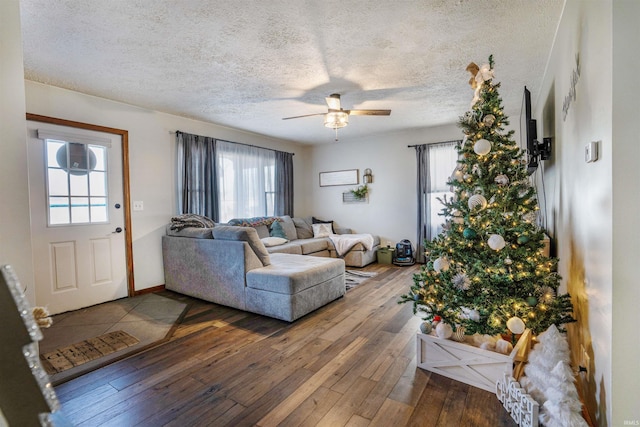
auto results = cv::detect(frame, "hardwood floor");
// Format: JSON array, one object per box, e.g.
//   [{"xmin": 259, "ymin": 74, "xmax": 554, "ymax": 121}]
[{"xmin": 53, "ymin": 264, "xmax": 516, "ymax": 427}]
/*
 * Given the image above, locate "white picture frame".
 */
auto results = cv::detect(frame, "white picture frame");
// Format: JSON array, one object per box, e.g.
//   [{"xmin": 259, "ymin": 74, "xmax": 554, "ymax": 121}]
[{"xmin": 319, "ymin": 169, "xmax": 359, "ymax": 187}]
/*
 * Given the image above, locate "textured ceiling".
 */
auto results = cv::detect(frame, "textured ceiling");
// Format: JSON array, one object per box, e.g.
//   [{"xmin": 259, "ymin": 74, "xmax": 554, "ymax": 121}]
[{"xmin": 20, "ymin": 0, "xmax": 564, "ymax": 145}]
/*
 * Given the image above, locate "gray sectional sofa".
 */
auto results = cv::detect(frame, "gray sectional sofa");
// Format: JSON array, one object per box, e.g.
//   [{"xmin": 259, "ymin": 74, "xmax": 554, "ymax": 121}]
[
  {"xmin": 162, "ymin": 215, "xmax": 380, "ymax": 321},
  {"xmin": 162, "ymin": 225, "xmax": 346, "ymax": 322}
]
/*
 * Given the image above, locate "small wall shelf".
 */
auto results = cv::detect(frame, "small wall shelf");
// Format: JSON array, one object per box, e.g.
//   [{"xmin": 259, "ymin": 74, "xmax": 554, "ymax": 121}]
[{"xmin": 343, "ymin": 192, "xmax": 368, "ymax": 203}]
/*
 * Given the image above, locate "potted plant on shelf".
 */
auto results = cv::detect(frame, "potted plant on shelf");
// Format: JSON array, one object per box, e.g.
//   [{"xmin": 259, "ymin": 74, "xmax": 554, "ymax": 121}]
[{"xmin": 350, "ymin": 184, "xmax": 368, "ymax": 200}]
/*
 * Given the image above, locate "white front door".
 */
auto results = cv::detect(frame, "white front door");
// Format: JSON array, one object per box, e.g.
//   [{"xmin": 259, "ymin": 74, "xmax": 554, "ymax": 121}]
[{"xmin": 27, "ymin": 121, "xmax": 128, "ymax": 315}]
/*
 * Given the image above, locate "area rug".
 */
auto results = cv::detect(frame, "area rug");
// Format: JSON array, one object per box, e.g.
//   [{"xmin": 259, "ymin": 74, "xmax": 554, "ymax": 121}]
[
  {"xmin": 40, "ymin": 330, "xmax": 140, "ymax": 375},
  {"xmin": 345, "ymin": 270, "xmax": 377, "ymax": 290}
]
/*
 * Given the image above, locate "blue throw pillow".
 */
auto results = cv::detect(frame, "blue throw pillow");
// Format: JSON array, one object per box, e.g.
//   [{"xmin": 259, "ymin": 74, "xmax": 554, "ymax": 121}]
[{"xmin": 270, "ymin": 220, "xmax": 288, "ymax": 239}]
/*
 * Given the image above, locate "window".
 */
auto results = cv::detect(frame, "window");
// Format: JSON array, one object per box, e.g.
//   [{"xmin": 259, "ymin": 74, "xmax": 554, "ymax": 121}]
[
  {"xmin": 45, "ymin": 139, "xmax": 108, "ymax": 225},
  {"xmin": 216, "ymin": 140, "xmax": 275, "ymax": 223}
]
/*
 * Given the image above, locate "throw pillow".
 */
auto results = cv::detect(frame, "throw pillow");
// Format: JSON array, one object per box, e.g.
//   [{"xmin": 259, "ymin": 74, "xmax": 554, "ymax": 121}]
[
  {"xmin": 312, "ymin": 223, "xmax": 333, "ymax": 238},
  {"xmin": 270, "ymin": 220, "xmax": 287, "ymax": 239},
  {"xmin": 261, "ymin": 236, "xmax": 288, "ymax": 247},
  {"xmin": 312, "ymin": 217, "xmax": 335, "ymax": 234},
  {"xmin": 293, "ymin": 217, "xmax": 314, "ymax": 239}
]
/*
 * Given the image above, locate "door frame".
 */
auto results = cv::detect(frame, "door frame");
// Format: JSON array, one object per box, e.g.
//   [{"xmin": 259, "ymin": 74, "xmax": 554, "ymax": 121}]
[{"xmin": 26, "ymin": 113, "xmax": 135, "ymax": 297}]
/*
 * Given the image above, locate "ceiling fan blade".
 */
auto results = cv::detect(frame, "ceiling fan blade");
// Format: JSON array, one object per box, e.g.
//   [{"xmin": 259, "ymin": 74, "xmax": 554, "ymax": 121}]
[
  {"xmin": 348, "ymin": 109, "xmax": 391, "ymax": 116},
  {"xmin": 282, "ymin": 113, "xmax": 326, "ymax": 120},
  {"xmin": 325, "ymin": 94, "xmax": 341, "ymax": 110}
]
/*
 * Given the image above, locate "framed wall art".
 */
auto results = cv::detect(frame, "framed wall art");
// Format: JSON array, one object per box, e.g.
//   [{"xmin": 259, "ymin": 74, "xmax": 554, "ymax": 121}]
[{"xmin": 319, "ymin": 169, "xmax": 359, "ymax": 187}]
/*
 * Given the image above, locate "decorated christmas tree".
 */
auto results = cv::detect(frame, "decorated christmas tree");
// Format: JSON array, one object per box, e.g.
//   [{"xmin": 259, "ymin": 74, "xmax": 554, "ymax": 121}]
[{"xmin": 400, "ymin": 56, "xmax": 574, "ymax": 337}]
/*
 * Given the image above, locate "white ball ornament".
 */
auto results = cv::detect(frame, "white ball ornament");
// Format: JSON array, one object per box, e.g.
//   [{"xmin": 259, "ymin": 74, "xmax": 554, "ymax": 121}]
[
  {"xmin": 473, "ymin": 138, "xmax": 492, "ymax": 155},
  {"xmin": 468, "ymin": 194, "xmax": 488, "ymax": 211},
  {"xmin": 433, "ymin": 257, "xmax": 450, "ymax": 273},
  {"xmin": 506, "ymin": 316, "xmax": 526, "ymax": 335},
  {"xmin": 494, "ymin": 174, "xmax": 509, "ymax": 186},
  {"xmin": 452, "ymin": 169, "xmax": 464, "ymax": 182},
  {"xmin": 435, "ymin": 323, "xmax": 453, "ymax": 339},
  {"xmin": 487, "ymin": 234, "xmax": 506, "ymax": 251},
  {"xmin": 482, "ymin": 114, "xmax": 496, "ymax": 126}
]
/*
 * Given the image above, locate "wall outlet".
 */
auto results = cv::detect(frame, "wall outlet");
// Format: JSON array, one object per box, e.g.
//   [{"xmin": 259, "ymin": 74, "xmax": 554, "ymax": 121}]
[{"xmin": 133, "ymin": 201, "xmax": 144, "ymax": 211}]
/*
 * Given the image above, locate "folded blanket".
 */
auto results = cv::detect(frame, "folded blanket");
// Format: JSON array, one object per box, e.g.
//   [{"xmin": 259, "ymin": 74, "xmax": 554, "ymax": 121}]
[
  {"xmin": 170, "ymin": 213, "xmax": 215, "ymax": 231},
  {"xmin": 330, "ymin": 234, "xmax": 374, "ymax": 257}
]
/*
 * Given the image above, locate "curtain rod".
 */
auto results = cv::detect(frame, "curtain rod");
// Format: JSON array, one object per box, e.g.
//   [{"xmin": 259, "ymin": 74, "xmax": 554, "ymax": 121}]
[
  {"xmin": 175, "ymin": 130, "xmax": 295, "ymax": 156},
  {"xmin": 407, "ymin": 139, "xmax": 462, "ymax": 148}
]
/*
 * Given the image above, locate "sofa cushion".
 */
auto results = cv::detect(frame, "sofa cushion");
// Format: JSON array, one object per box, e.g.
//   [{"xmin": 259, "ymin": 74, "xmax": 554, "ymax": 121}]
[
  {"xmin": 246, "ymin": 253, "xmax": 344, "ymax": 295},
  {"xmin": 292, "ymin": 216, "xmax": 314, "ymax": 239},
  {"xmin": 228, "ymin": 216, "xmax": 277, "ymax": 227},
  {"xmin": 296, "ymin": 238, "xmax": 330, "ymax": 255},
  {"xmin": 266, "ymin": 242, "xmax": 303, "ymax": 255},
  {"xmin": 277, "ymin": 215, "xmax": 298, "ymax": 241},
  {"xmin": 212, "ymin": 225, "xmax": 271, "ymax": 266}
]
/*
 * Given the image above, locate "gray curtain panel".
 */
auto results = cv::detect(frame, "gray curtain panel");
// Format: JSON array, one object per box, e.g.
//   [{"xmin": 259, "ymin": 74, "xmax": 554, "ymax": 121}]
[
  {"xmin": 415, "ymin": 144, "xmax": 429, "ymax": 264},
  {"xmin": 415, "ymin": 140, "xmax": 459, "ymax": 263},
  {"xmin": 274, "ymin": 151, "xmax": 294, "ymax": 216},
  {"xmin": 176, "ymin": 131, "xmax": 219, "ymax": 221}
]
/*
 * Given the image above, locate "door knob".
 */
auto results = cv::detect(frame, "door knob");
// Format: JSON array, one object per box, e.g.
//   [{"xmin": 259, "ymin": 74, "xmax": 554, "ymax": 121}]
[{"xmin": 113, "ymin": 227, "xmax": 123, "ymax": 233}]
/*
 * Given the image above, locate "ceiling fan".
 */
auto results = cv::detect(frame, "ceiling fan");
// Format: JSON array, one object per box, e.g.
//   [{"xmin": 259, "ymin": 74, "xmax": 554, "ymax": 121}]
[{"xmin": 282, "ymin": 93, "xmax": 391, "ymax": 140}]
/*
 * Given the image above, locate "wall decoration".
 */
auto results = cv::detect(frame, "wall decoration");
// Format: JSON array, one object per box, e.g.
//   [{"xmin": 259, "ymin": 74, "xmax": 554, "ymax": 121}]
[{"xmin": 320, "ymin": 169, "xmax": 359, "ymax": 187}]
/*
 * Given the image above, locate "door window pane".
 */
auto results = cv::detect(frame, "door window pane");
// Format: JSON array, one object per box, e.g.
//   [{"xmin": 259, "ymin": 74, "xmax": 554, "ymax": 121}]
[{"xmin": 45, "ymin": 139, "xmax": 109, "ymax": 225}]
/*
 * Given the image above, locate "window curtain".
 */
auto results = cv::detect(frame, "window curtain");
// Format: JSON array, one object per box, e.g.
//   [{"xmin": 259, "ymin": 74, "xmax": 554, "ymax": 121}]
[
  {"xmin": 216, "ymin": 140, "xmax": 276, "ymax": 222},
  {"xmin": 274, "ymin": 151, "xmax": 294, "ymax": 216},
  {"xmin": 176, "ymin": 131, "xmax": 218, "ymax": 221},
  {"xmin": 415, "ymin": 140, "xmax": 459, "ymax": 263}
]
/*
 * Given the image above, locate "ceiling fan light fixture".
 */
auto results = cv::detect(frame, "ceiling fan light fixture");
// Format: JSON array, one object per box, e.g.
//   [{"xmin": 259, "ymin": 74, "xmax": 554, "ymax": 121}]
[{"xmin": 324, "ymin": 111, "xmax": 349, "ymax": 129}]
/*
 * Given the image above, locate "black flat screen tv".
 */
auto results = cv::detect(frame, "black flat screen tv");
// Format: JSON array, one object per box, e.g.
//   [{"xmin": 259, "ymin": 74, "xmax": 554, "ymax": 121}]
[{"xmin": 522, "ymin": 86, "xmax": 539, "ymax": 174}]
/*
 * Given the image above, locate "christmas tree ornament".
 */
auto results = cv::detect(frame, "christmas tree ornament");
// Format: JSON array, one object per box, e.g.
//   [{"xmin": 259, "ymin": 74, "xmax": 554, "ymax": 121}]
[
  {"xmin": 517, "ymin": 235, "xmax": 530, "ymax": 245},
  {"xmin": 504, "ymin": 257, "xmax": 513, "ymax": 265},
  {"xmin": 468, "ymin": 194, "xmax": 487, "ymax": 211},
  {"xmin": 473, "ymin": 138, "xmax": 492, "ymax": 155},
  {"xmin": 471, "ymin": 164, "xmax": 481, "ymax": 176},
  {"xmin": 453, "ymin": 273, "xmax": 471, "ymax": 290},
  {"xmin": 452, "ymin": 169, "xmax": 464, "ymax": 182},
  {"xmin": 462, "ymin": 228, "xmax": 477, "ymax": 240},
  {"xmin": 432, "ymin": 315, "xmax": 442, "ymax": 328},
  {"xmin": 452, "ymin": 210, "xmax": 464, "ymax": 224},
  {"xmin": 506, "ymin": 316, "xmax": 526, "ymax": 334},
  {"xmin": 494, "ymin": 174, "xmax": 509, "ymax": 186},
  {"xmin": 419, "ymin": 322, "xmax": 432, "ymax": 334},
  {"xmin": 433, "ymin": 257, "xmax": 450, "ymax": 272},
  {"xmin": 482, "ymin": 114, "xmax": 496, "ymax": 126},
  {"xmin": 495, "ymin": 338, "xmax": 514, "ymax": 354},
  {"xmin": 463, "ymin": 173, "xmax": 472, "ymax": 181},
  {"xmin": 452, "ymin": 326, "xmax": 466, "ymax": 342},
  {"xmin": 539, "ymin": 286, "xmax": 556, "ymax": 303},
  {"xmin": 435, "ymin": 322, "xmax": 453, "ymax": 339},
  {"xmin": 487, "ymin": 234, "xmax": 506, "ymax": 251},
  {"xmin": 526, "ymin": 296, "xmax": 539, "ymax": 306}
]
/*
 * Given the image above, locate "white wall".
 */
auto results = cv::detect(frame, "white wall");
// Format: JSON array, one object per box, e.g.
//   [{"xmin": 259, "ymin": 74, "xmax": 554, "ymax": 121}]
[
  {"xmin": 25, "ymin": 82, "xmax": 311, "ymax": 291},
  {"xmin": 611, "ymin": 1, "xmax": 640, "ymax": 425},
  {"xmin": 0, "ymin": 0, "xmax": 35, "ymax": 304},
  {"xmin": 534, "ymin": 0, "xmax": 640, "ymax": 424},
  {"xmin": 309, "ymin": 124, "xmax": 460, "ymax": 249}
]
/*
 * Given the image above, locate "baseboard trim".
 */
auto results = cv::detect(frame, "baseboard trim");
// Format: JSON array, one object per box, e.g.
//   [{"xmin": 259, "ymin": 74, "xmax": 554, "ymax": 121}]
[{"xmin": 133, "ymin": 284, "xmax": 165, "ymax": 296}]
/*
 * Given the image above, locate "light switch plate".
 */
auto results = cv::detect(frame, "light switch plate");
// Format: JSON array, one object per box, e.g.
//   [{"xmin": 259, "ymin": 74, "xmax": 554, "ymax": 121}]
[
  {"xmin": 133, "ymin": 201, "xmax": 144, "ymax": 211},
  {"xmin": 585, "ymin": 141, "xmax": 599, "ymax": 163}
]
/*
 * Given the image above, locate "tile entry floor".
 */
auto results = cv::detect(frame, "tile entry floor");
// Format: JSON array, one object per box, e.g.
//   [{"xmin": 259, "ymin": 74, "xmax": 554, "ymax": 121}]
[{"xmin": 40, "ymin": 292, "xmax": 188, "ymax": 383}]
